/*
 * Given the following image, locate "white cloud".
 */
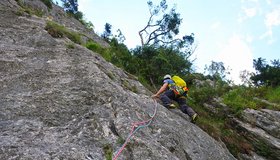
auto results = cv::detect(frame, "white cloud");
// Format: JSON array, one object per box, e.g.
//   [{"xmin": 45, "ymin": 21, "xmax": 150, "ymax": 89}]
[
  {"xmin": 238, "ymin": 7, "xmax": 258, "ymax": 23},
  {"xmin": 265, "ymin": 8, "xmax": 280, "ymax": 27},
  {"xmin": 260, "ymin": 7, "xmax": 280, "ymax": 44},
  {"xmin": 244, "ymin": 7, "xmax": 257, "ymax": 17},
  {"xmin": 210, "ymin": 21, "xmax": 221, "ymax": 29},
  {"xmin": 238, "ymin": 0, "xmax": 260, "ymax": 23},
  {"xmin": 215, "ymin": 35, "xmax": 254, "ymax": 84},
  {"xmin": 245, "ymin": 34, "xmax": 253, "ymax": 43},
  {"xmin": 266, "ymin": 0, "xmax": 272, "ymax": 5}
]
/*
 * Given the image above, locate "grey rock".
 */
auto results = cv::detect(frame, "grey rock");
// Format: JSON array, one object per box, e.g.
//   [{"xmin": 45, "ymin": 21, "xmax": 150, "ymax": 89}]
[
  {"xmin": 0, "ymin": 1, "xmax": 236, "ymax": 160},
  {"xmin": 242, "ymin": 108, "xmax": 280, "ymax": 139},
  {"xmin": 193, "ymin": 79, "xmax": 214, "ymax": 88},
  {"xmin": 231, "ymin": 115, "xmax": 280, "ymax": 160},
  {"xmin": 239, "ymin": 152, "xmax": 267, "ymax": 160}
]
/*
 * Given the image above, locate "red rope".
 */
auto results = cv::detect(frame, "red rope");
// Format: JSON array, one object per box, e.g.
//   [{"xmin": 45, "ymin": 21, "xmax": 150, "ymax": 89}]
[{"xmin": 113, "ymin": 99, "xmax": 158, "ymax": 160}]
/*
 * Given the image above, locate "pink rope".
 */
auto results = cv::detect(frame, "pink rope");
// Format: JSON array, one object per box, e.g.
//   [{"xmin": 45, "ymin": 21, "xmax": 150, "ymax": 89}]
[{"xmin": 113, "ymin": 99, "xmax": 158, "ymax": 160}]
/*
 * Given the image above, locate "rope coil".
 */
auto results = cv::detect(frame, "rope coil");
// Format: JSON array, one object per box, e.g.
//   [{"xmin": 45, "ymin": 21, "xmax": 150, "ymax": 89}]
[{"xmin": 112, "ymin": 99, "xmax": 158, "ymax": 160}]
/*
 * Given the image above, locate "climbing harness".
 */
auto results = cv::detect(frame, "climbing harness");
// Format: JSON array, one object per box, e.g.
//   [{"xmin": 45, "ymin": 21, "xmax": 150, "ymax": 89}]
[{"xmin": 112, "ymin": 99, "xmax": 158, "ymax": 160}]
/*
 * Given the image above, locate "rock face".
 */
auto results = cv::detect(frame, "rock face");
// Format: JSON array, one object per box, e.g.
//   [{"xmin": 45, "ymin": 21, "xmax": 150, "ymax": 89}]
[
  {"xmin": 0, "ymin": 1, "xmax": 236, "ymax": 159},
  {"xmin": 231, "ymin": 109, "xmax": 280, "ymax": 160}
]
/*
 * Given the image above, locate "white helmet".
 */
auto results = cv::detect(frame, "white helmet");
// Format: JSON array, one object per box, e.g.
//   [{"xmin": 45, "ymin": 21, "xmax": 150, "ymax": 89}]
[{"xmin": 163, "ymin": 74, "xmax": 171, "ymax": 79}]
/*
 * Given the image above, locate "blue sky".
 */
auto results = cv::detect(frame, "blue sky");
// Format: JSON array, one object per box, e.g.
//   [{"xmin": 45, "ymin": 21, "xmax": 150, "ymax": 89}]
[{"xmin": 57, "ymin": 0, "xmax": 280, "ymax": 84}]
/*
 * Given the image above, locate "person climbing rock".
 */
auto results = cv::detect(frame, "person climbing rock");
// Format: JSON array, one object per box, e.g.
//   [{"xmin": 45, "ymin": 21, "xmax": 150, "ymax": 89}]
[{"xmin": 152, "ymin": 74, "xmax": 198, "ymax": 123}]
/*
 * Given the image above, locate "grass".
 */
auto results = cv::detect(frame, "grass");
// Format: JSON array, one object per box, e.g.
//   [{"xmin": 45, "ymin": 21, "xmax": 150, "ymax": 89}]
[
  {"xmin": 84, "ymin": 41, "xmax": 111, "ymax": 61},
  {"xmin": 222, "ymin": 86, "xmax": 280, "ymax": 113},
  {"xmin": 66, "ymin": 43, "xmax": 75, "ymax": 49},
  {"xmin": 45, "ymin": 21, "xmax": 82, "ymax": 44},
  {"xmin": 191, "ymin": 102, "xmax": 254, "ymax": 158},
  {"xmin": 188, "ymin": 84, "xmax": 267, "ymax": 158},
  {"xmin": 15, "ymin": 1, "xmax": 44, "ymax": 17},
  {"xmin": 265, "ymin": 86, "xmax": 280, "ymax": 104},
  {"xmin": 192, "ymin": 85, "xmax": 280, "ymax": 160},
  {"xmin": 103, "ymin": 144, "xmax": 113, "ymax": 160},
  {"xmin": 222, "ymin": 87, "xmax": 259, "ymax": 116}
]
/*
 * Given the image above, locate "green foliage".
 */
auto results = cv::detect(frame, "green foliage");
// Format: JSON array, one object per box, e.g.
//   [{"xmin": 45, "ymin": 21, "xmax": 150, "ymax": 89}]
[
  {"xmin": 73, "ymin": 11, "xmax": 84, "ymax": 20},
  {"xmin": 80, "ymin": 19, "xmax": 94, "ymax": 30},
  {"xmin": 189, "ymin": 87, "xmax": 254, "ymax": 158},
  {"xmin": 121, "ymin": 80, "xmax": 138, "ymax": 93},
  {"xmin": 64, "ymin": 29, "xmax": 81, "ymax": 44},
  {"xmin": 117, "ymin": 137, "xmax": 125, "ymax": 145},
  {"xmin": 40, "ymin": 0, "xmax": 53, "ymax": 9},
  {"xmin": 141, "ymin": 0, "xmax": 182, "ymax": 46},
  {"xmin": 109, "ymin": 38, "xmax": 133, "ymax": 70},
  {"xmin": 221, "ymin": 126, "xmax": 253, "ymax": 157},
  {"xmin": 204, "ymin": 61, "xmax": 231, "ymax": 82},
  {"xmin": 131, "ymin": 46, "xmax": 192, "ymax": 87},
  {"xmin": 265, "ymin": 86, "xmax": 280, "ymax": 104},
  {"xmin": 189, "ymin": 79, "xmax": 230, "ymax": 106},
  {"xmin": 62, "ymin": 0, "xmax": 84, "ymax": 21},
  {"xmin": 84, "ymin": 41, "xmax": 111, "ymax": 61},
  {"xmin": 222, "ymin": 86, "xmax": 280, "ymax": 114},
  {"xmin": 61, "ymin": 0, "xmax": 78, "ymax": 14},
  {"xmin": 15, "ymin": 0, "xmax": 44, "ymax": 17},
  {"xmin": 103, "ymin": 144, "xmax": 113, "ymax": 160},
  {"xmin": 251, "ymin": 58, "xmax": 280, "ymax": 87},
  {"xmin": 189, "ymin": 84, "xmax": 216, "ymax": 105},
  {"xmin": 45, "ymin": 21, "xmax": 82, "ymax": 44},
  {"xmin": 66, "ymin": 43, "xmax": 75, "ymax": 49},
  {"xmin": 222, "ymin": 87, "xmax": 257, "ymax": 115},
  {"xmin": 250, "ymin": 139, "xmax": 276, "ymax": 159},
  {"xmin": 101, "ymin": 23, "xmax": 113, "ymax": 41},
  {"xmin": 45, "ymin": 21, "xmax": 64, "ymax": 37}
]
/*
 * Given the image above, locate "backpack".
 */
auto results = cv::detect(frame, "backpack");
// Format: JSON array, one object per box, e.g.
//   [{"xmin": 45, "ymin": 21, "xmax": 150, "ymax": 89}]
[{"xmin": 170, "ymin": 75, "xmax": 189, "ymax": 96}]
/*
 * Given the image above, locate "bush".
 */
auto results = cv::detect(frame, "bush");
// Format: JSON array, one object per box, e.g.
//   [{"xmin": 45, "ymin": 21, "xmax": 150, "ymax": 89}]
[
  {"xmin": 84, "ymin": 41, "xmax": 111, "ymax": 61},
  {"xmin": 45, "ymin": 21, "xmax": 64, "ymax": 38},
  {"xmin": 15, "ymin": 0, "xmax": 45, "ymax": 17},
  {"xmin": 45, "ymin": 21, "xmax": 82, "ymax": 44},
  {"xmin": 103, "ymin": 144, "xmax": 113, "ymax": 160},
  {"xmin": 222, "ymin": 87, "xmax": 257, "ymax": 115},
  {"xmin": 265, "ymin": 86, "xmax": 280, "ymax": 104},
  {"xmin": 40, "ymin": 0, "xmax": 52, "ymax": 9}
]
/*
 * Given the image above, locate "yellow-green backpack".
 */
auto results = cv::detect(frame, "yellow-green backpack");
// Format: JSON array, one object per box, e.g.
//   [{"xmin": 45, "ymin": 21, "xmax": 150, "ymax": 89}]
[{"xmin": 171, "ymin": 75, "xmax": 189, "ymax": 96}]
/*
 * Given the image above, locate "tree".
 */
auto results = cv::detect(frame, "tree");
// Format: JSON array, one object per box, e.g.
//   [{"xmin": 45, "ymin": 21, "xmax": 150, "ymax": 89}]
[
  {"xmin": 239, "ymin": 70, "xmax": 253, "ymax": 86},
  {"xmin": 61, "ymin": 0, "xmax": 78, "ymax": 14},
  {"xmin": 253, "ymin": 57, "xmax": 266, "ymax": 73},
  {"xmin": 132, "ymin": 46, "xmax": 192, "ymax": 86},
  {"xmin": 114, "ymin": 29, "xmax": 126, "ymax": 44},
  {"xmin": 251, "ymin": 58, "xmax": 280, "ymax": 87},
  {"xmin": 204, "ymin": 61, "xmax": 230, "ymax": 82},
  {"xmin": 101, "ymin": 23, "xmax": 113, "ymax": 42},
  {"xmin": 61, "ymin": 0, "xmax": 83, "ymax": 20},
  {"xmin": 139, "ymin": 0, "xmax": 195, "ymax": 56}
]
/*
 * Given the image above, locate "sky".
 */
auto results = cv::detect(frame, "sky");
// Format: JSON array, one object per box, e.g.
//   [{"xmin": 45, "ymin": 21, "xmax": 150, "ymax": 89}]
[{"xmin": 57, "ymin": 0, "xmax": 280, "ymax": 84}]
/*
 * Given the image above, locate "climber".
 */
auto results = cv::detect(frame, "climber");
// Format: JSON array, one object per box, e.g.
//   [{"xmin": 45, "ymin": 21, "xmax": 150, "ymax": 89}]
[{"xmin": 152, "ymin": 74, "xmax": 198, "ymax": 123}]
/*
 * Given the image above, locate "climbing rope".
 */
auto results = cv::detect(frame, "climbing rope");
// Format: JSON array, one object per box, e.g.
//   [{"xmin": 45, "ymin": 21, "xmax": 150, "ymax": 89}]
[{"xmin": 112, "ymin": 99, "xmax": 158, "ymax": 160}]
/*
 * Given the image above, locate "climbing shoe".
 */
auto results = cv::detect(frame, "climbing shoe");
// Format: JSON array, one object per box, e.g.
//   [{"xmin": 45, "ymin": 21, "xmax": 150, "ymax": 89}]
[
  {"xmin": 191, "ymin": 113, "xmax": 198, "ymax": 123},
  {"xmin": 168, "ymin": 104, "xmax": 176, "ymax": 109}
]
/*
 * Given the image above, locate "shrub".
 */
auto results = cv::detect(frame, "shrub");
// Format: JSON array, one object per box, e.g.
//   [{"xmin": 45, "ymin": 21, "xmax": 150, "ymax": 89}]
[
  {"xmin": 189, "ymin": 83, "xmax": 216, "ymax": 105},
  {"xmin": 222, "ymin": 87, "xmax": 258, "ymax": 115},
  {"xmin": 40, "ymin": 0, "xmax": 52, "ymax": 9},
  {"xmin": 66, "ymin": 43, "xmax": 75, "ymax": 49},
  {"xmin": 265, "ymin": 86, "xmax": 280, "ymax": 104},
  {"xmin": 103, "ymin": 144, "xmax": 113, "ymax": 160},
  {"xmin": 64, "ymin": 30, "xmax": 81, "ymax": 44},
  {"xmin": 45, "ymin": 21, "xmax": 82, "ymax": 44},
  {"xmin": 15, "ymin": 0, "xmax": 44, "ymax": 17},
  {"xmin": 45, "ymin": 21, "xmax": 64, "ymax": 38},
  {"xmin": 84, "ymin": 41, "xmax": 111, "ymax": 61}
]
